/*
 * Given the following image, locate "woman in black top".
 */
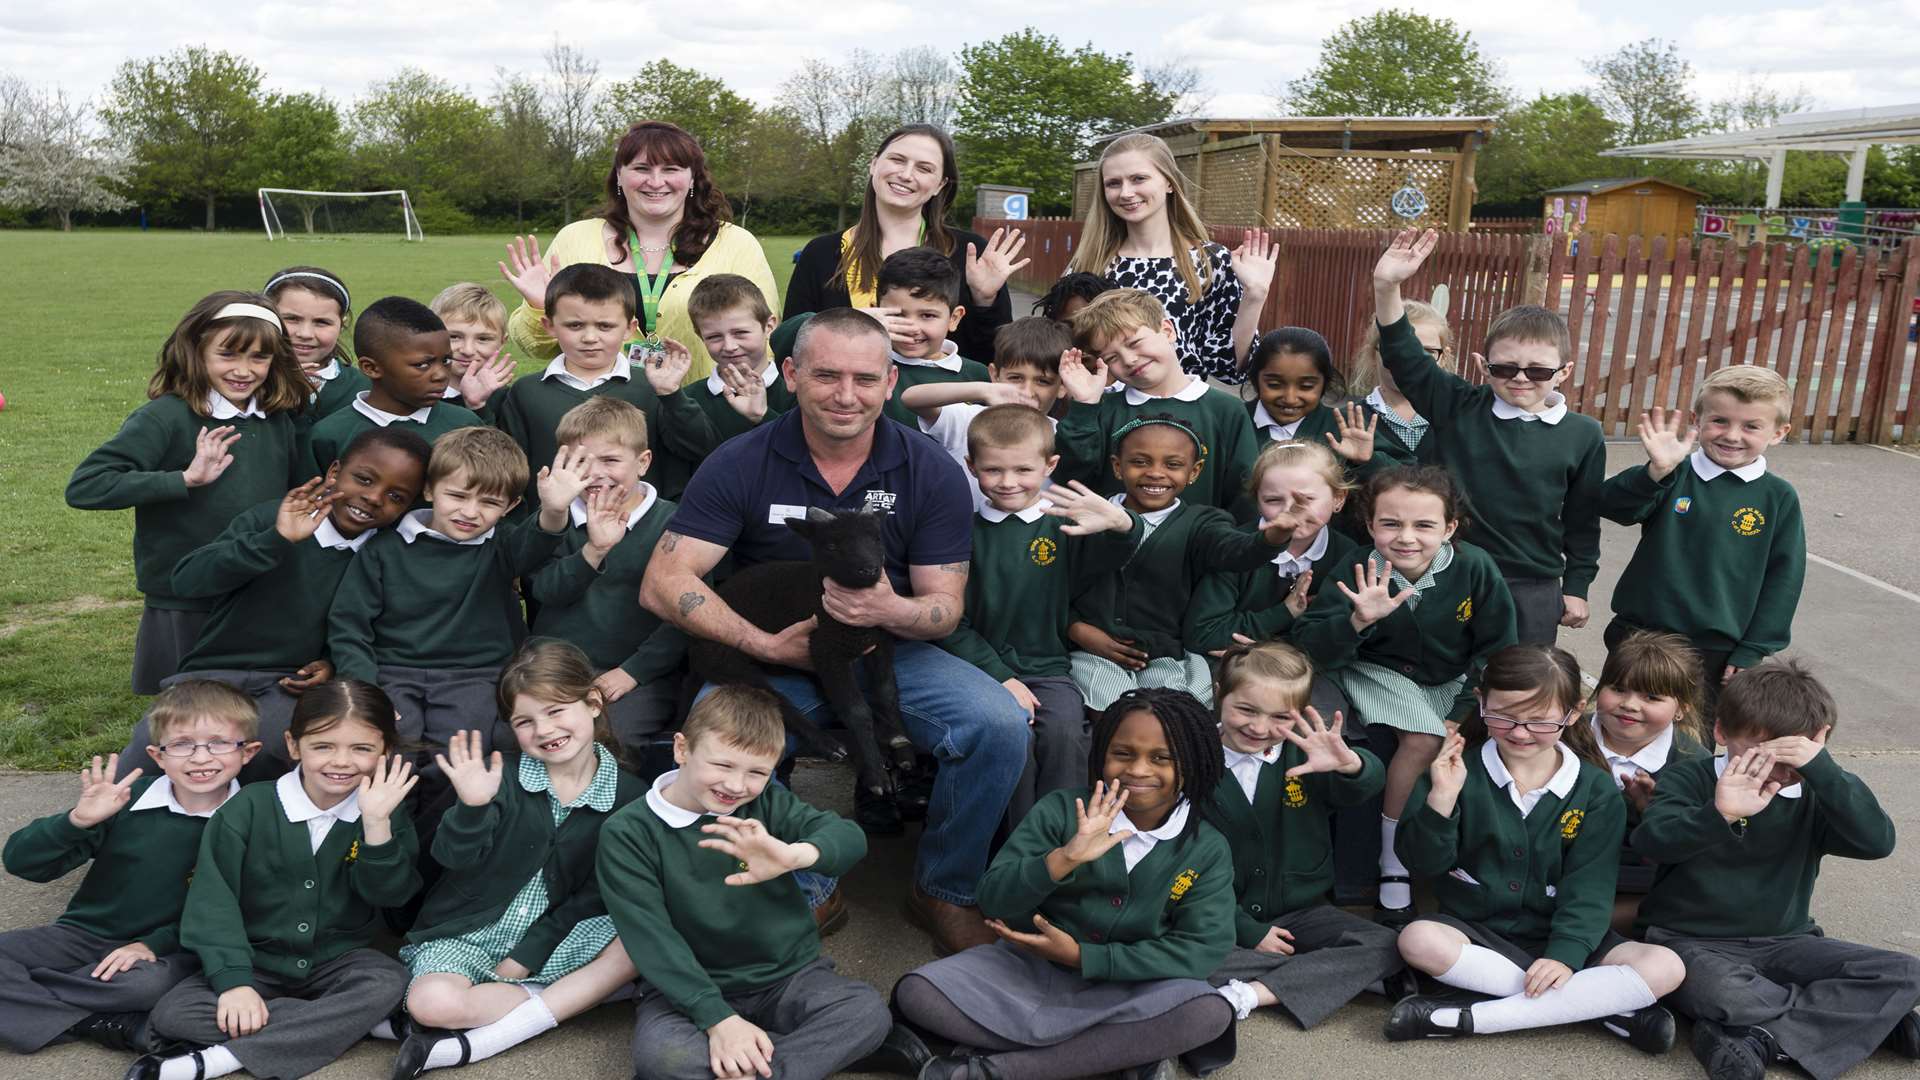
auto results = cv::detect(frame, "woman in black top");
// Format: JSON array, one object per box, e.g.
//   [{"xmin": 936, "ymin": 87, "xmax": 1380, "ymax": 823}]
[{"xmin": 785, "ymin": 123, "xmax": 1027, "ymax": 362}]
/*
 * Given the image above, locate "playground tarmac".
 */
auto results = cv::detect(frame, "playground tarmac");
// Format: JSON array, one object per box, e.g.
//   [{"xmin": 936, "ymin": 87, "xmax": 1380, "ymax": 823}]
[{"xmin": 3, "ymin": 441, "xmax": 1917, "ymax": 1080}]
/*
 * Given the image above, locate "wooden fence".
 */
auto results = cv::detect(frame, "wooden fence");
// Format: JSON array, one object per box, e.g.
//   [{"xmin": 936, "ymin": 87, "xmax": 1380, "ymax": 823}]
[{"xmin": 977, "ymin": 216, "xmax": 1919, "ymax": 444}]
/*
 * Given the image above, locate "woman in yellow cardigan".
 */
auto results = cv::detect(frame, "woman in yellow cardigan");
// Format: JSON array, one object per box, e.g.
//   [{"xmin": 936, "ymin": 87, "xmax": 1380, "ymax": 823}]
[{"xmin": 501, "ymin": 120, "xmax": 778, "ymax": 385}]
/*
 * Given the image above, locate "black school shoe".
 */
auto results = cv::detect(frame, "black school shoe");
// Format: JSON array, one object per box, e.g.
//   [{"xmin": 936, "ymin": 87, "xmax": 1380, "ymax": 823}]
[
  {"xmin": 850, "ymin": 1022, "xmax": 934, "ymax": 1075},
  {"xmin": 1886, "ymin": 1010, "xmax": 1920, "ymax": 1059},
  {"xmin": 1688, "ymin": 1019, "xmax": 1767, "ymax": 1080},
  {"xmin": 123, "ymin": 1045, "xmax": 210, "ymax": 1080},
  {"xmin": 1116, "ymin": 1060, "xmax": 1175, "ymax": 1080},
  {"xmin": 1597, "ymin": 1003, "xmax": 1676, "ymax": 1054},
  {"xmin": 66, "ymin": 1011, "xmax": 149, "ymax": 1053},
  {"xmin": 391, "ymin": 1028, "xmax": 468, "ymax": 1080},
  {"xmin": 1384, "ymin": 994, "xmax": 1473, "ymax": 1040}
]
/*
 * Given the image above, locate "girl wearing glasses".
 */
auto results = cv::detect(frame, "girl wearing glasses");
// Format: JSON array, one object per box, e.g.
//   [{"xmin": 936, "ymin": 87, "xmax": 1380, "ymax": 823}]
[{"xmin": 1383, "ymin": 645, "xmax": 1687, "ymax": 1054}]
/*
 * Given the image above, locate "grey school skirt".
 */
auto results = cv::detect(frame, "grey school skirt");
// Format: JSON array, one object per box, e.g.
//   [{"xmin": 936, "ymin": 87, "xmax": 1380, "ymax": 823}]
[{"xmin": 909, "ymin": 940, "xmax": 1218, "ymax": 1046}]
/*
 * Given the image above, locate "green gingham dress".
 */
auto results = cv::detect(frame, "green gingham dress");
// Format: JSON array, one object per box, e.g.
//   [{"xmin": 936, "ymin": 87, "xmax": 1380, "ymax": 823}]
[
  {"xmin": 1332, "ymin": 543, "xmax": 1465, "ymax": 737},
  {"xmin": 400, "ymin": 745, "xmax": 622, "ymax": 985},
  {"xmin": 1366, "ymin": 388, "xmax": 1430, "ymax": 451}
]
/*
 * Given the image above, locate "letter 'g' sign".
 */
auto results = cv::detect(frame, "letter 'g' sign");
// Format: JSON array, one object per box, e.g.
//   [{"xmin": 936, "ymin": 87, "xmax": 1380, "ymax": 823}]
[{"xmin": 1002, "ymin": 193, "xmax": 1028, "ymax": 220}]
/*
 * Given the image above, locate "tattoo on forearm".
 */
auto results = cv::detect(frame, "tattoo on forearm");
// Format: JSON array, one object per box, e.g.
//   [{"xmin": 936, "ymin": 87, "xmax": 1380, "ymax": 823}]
[
  {"xmin": 938, "ymin": 561, "xmax": 968, "ymax": 574},
  {"xmin": 661, "ymin": 531, "xmax": 681, "ymax": 552},
  {"xmin": 929, "ymin": 605, "xmax": 947, "ymax": 627},
  {"xmin": 677, "ymin": 592, "xmax": 705, "ymax": 616}
]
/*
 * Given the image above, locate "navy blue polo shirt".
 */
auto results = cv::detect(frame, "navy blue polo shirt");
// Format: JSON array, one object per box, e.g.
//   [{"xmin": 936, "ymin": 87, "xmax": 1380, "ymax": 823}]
[{"xmin": 670, "ymin": 409, "xmax": 973, "ymax": 591}]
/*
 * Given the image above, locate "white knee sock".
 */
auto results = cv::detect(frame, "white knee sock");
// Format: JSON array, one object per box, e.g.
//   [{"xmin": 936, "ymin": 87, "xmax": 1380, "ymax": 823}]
[
  {"xmin": 159, "ymin": 1045, "xmax": 241, "ymax": 1080},
  {"xmin": 425, "ymin": 992, "xmax": 557, "ymax": 1069},
  {"xmin": 1379, "ymin": 816, "xmax": 1410, "ymax": 908},
  {"xmin": 1465, "ymin": 965, "xmax": 1656, "ymax": 1035},
  {"xmin": 1435, "ymin": 944, "xmax": 1529, "ymax": 998}
]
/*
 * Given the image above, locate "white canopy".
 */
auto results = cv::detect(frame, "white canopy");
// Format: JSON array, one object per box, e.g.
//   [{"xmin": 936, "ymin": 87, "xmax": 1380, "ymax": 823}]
[{"xmin": 1600, "ymin": 104, "xmax": 1920, "ymax": 207}]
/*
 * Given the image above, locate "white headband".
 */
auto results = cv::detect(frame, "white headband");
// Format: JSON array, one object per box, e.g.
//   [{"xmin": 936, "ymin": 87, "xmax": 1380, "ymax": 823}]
[
  {"xmin": 215, "ymin": 303, "xmax": 284, "ymax": 330},
  {"xmin": 264, "ymin": 270, "xmax": 350, "ymax": 309}
]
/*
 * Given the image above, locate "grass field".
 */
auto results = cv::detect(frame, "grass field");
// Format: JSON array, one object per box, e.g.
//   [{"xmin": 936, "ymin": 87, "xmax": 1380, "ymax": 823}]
[{"xmin": 0, "ymin": 229, "xmax": 806, "ymax": 770}]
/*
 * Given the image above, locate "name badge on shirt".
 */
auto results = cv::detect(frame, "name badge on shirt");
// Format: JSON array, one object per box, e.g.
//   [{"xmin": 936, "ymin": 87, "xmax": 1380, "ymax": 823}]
[
  {"xmin": 861, "ymin": 490, "xmax": 898, "ymax": 514},
  {"xmin": 768, "ymin": 503, "xmax": 809, "ymax": 526}
]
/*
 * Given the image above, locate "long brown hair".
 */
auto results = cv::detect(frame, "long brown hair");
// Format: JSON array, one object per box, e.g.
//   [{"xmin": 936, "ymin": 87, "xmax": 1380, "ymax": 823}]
[
  {"xmin": 150, "ymin": 291, "xmax": 308, "ymax": 417},
  {"xmin": 837, "ymin": 124, "xmax": 959, "ymax": 297},
  {"xmin": 1068, "ymin": 133, "xmax": 1215, "ymax": 304},
  {"xmin": 1595, "ymin": 630, "xmax": 1708, "ymax": 747},
  {"xmin": 594, "ymin": 121, "xmax": 732, "ymax": 265}
]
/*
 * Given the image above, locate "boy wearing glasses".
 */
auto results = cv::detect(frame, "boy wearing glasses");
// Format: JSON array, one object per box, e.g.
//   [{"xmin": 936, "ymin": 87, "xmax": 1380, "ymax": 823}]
[
  {"xmin": 1371, "ymin": 230, "xmax": 1605, "ymax": 646},
  {"xmin": 0, "ymin": 681, "xmax": 260, "ymax": 1056}
]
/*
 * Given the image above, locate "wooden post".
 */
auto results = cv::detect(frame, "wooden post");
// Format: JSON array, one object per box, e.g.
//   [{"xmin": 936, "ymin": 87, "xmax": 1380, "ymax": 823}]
[
  {"xmin": 1522, "ymin": 234, "xmax": 1550, "ymax": 306},
  {"xmin": 1450, "ymin": 132, "xmax": 1479, "ymax": 231},
  {"xmin": 1260, "ymin": 135, "xmax": 1280, "ymax": 227}
]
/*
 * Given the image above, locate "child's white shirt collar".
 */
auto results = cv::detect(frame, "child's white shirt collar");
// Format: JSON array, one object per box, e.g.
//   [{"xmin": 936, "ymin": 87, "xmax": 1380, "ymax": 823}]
[
  {"xmin": 1590, "ymin": 715, "xmax": 1675, "ymax": 786},
  {"xmin": 1111, "ymin": 798, "xmax": 1190, "ymax": 873},
  {"xmin": 645, "ymin": 769, "xmax": 712, "ymax": 828},
  {"xmin": 441, "ymin": 384, "xmax": 464, "ymax": 400},
  {"xmin": 206, "ymin": 393, "xmax": 266, "ymax": 420},
  {"xmin": 543, "ymin": 353, "xmax": 632, "ymax": 391},
  {"xmin": 1713, "ymin": 754, "xmax": 1803, "ymax": 799},
  {"xmin": 312, "ymin": 517, "xmax": 374, "ymax": 552},
  {"xmin": 569, "ymin": 483, "xmax": 658, "ymax": 529},
  {"xmin": 1108, "ymin": 492, "xmax": 1179, "ymax": 527},
  {"xmin": 1271, "ymin": 527, "xmax": 1329, "ymax": 577},
  {"xmin": 978, "ymin": 497, "xmax": 1051, "ymax": 524},
  {"xmin": 705, "ymin": 361, "xmax": 780, "ymax": 397},
  {"xmin": 313, "ymin": 359, "xmax": 344, "ymax": 383},
  {"xmin": 397, "ymin": 508, "xmax": 493, "ymax": 546},
  {"xmin": 1122, "ymin": 375, "xmax": 1207, "ymax": 406},
  {"xmin": 276, "ymin": 768, "xmax": 362, "ymax": 853},
  {"xmin": 129, "ymin": 775, "xmax": 239, "ymax": 818},
  {"xmin": 1250, "ymin": 401, "xmax": 1303, "ymax": 440},
  {"xmin": 889, "ymin": 340, "xmax": 962, "ymax": 371},
  {"xmin": 1222, "ymin": 746, "xmax": 1281, "ymax": 804},
  {"xmin": 350, "ymin": 390, "xmax": 431, "ymax": 426},
  {"xmin": 1689, "ymin": 447, "xmax": 1768, "ymax": 482},
  {"xmin": 1481, "ymin": 740, "xmax": 1579, "ymax": 817},
  {"xmin": 1490, "ymin": 391, "xmax": 1568, "ymax": 425}
]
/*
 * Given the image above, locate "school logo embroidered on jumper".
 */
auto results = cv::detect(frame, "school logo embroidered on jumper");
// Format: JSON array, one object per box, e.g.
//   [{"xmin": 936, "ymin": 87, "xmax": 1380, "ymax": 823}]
[
  {"xmin": 1731, "ymin": 507, "xmax": 1765, "ymax": 536},
  {"xmin": 861, "ymin": 490, "xmax": 898, "ymax": 514},
  {"xmin": 1283, "ymin": 777, "xmax": 1307, "ymax": 808},
  {"xmin": 1673, "ymin": 497, "xmax": 1693, "ymax": 515},
  {"xmin": 1455, "ymin": 598, "xmax": 1473, "ymax": 623},
  {"xmin": 1557, "ymin": 809, "xmax": 1584, "ymax": 840},
  {"xmin": 344, "ymin": 839, "xmax": 360, "ymax": 863},
  {"xmin": 1028, "ymin": 537, "xmax": 1058, "ymax": 566},
  {"xmin": 1170, "ymin": 868, "xmax": 1199, "ymax": 902}
]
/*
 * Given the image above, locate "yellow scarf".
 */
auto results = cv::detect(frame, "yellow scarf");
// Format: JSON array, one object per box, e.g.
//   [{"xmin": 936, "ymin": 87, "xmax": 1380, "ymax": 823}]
[{"xmin": 839, "ymin": 227, "xmax": 876, "ymax": 309}]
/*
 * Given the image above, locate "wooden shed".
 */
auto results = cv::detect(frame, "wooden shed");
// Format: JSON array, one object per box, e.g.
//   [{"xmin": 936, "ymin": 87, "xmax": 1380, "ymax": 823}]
[
  {"xmin": 1073, "ymin": 116, "xmax": 1498, "ymax": 231},
  {"xmin": 1542, "ymin": 178, "xmax": 1703, "ymax": 247}
]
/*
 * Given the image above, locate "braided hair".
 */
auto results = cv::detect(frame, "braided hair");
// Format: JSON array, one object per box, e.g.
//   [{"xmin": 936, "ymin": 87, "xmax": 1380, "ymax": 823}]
[{"xmin": 1089, "ymin": 688, "xmax": 1224, "ymax": 843}]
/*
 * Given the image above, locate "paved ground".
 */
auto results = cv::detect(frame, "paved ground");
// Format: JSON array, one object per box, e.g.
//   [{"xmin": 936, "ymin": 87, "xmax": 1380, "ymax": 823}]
[{"xmin": 4, "ymin": 442, "xmax": 1917, "ymax": 1080}]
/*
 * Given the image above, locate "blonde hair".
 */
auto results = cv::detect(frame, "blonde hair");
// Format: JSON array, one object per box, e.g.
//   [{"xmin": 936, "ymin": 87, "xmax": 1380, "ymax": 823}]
[
  {"xmin": 1067, "ymin": 288, "xmax": 1167, "ymax": 353},
  {"xmin": 147, "ymin": 679, "xmax": 260, "ymax": 743},
  {"xmin": 1248, "ymin": 439, "xmax": 1353, "ymax": 499},
  {"xmin": 1695, "ymin": 364, "xmax": 1791, "ymax": 425},
  {"xmin": 682, "ymin": 685, "xmax": 787, "ymax": 757},
  {"xmin": 967, "ymin": 403, "xmax": 1055, "ymax": 459},
  {"xmin": 1069, "ymin": 134, "xmax": 1216, "ymax": 304},
  {"xmin": 427, "ymin": 426, "xmax": 528, "ymax": 498},
  {"xmin": 1214, "ymin": 641, "xmax": 1314, "ymax": 711},
  {"xmin": 1351, "ymin": 299, "xmax": 1453, "ymax": 390},
  {"xmin": 556, "ymin": 396, "xmax": 649, "ymax": 455},
  {"xmin": 429, "ymin": 283, "xmax": 508, "ymax": 333}
]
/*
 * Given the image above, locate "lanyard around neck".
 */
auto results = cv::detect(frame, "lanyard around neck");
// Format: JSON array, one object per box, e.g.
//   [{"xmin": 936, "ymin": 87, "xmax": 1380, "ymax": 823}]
[{"xmin": 629, "ymin": 228, "xmax": 675, "ymax": 334}]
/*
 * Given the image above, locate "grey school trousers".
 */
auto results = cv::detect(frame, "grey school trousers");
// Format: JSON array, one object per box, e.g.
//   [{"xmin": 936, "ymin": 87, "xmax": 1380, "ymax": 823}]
[
  {"xmin": 1647, "ymin": 927, "xmax": 1920, "ymax": 1080},
  {"xmin": 1207, "ymin": 905, "xmax": 1406, "ymax": 1029},
  {"xmin": 149, "ymin": 947, "xmax": 407, "ymax": 1080},
  {"xmin": 1504, "ymin": 576, "xmax": 1564, "ymax": 647},
  {"xmin": 629, "ymin": 957, "xmax": 889, "ymax": 1080},
  {"xmin": 0, "ymin": 923, "xmax": 196, "ymax": 1052},
  {"xmin": 1007, "ymin": 676, "xmax": 1090, "ymax": 826}
]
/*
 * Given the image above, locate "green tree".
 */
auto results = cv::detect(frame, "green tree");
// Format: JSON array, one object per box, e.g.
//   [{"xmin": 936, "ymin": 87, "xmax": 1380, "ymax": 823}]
[
  {"xmin": 599, "ymin": 60, "xmax": 757, "ymax": 195},
  {"xmin": 100, "ymin": 46, "xmax": 264, "ymax": 230},
  {"xmin": 777, "ymin": 51, "xmax": 899, "ymax": 227},
  {"xmin": 1474, "ymin": 93, "xmax": 1619, "ymax": 206},
  {"xmin": 1585, "ymin": 39, "xmax": 1699, "ymax": 147},
  {"xmin": 1283, "ymin": 9, "xmax": 1508, "ymax": 117},
  {"xmin": 349, "ymin": 68, "xmax": 494, "ymax": 229},
  {"xmin": 954, "ymin": 29, "xmax": 1175, "ymax": 213},
  {"xmin": 489, "ymin": 70, "xmax": 554, "ymax": 227},
  {"xmin": 250, "ymin": 92, "xmax": 349, "ymax": 234}
]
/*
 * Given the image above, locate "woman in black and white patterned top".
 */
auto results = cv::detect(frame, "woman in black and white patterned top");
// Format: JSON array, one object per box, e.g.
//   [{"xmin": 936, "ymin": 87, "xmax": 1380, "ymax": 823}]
[{"xmin": 1069, "ymin": 133, "xmax": 1276, "ymax": 383}]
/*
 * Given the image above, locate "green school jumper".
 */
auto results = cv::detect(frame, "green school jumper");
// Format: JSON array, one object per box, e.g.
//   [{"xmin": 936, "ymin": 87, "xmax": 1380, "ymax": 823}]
[
  {"xmin": 1186, "ymin": 525, "xmax": 1364, "ymax": 653},
  {"xmin": 1601, "ymin": 456, "xmax": 1806, "ymax": 668},
  {"xmin": 979, "ymin": 788, "xmax": 1236, "ymax": 982},
  {"xmin": 172, "ymin": 499, "xmax": 363, "ymax": 673},
  {"xmin": 885, "ymin": 351, "xmax": 991, "ymax": 428},
  {"xmin": 1071, "ymin": 502, "xmax": 1283, "ymax": 661},
  {"xmin": 597, "ymin": 778, "xmax": 866, "ymax": 1029},
  {"xmin": 326, "ymin": 512, "xmax": 565, "ymax": 681},
  {"xmin": 1054, "ymin": 380, "xmax": 1261, "ymax": 512},
  {"xmin": 691, "ymin": 365, "xmax": 797, "ymax": 442},
  {"xmin": 1377, "ymin": 315, "xmax": 1605, "ymax": 597},
  {"xmin": 306, "ymin": 362, "xmax": 371, "ymax": 427},
  {"xmin": 304, "ymin": 395, "xmax": 483, "ymax": 478},
  {"xmin": 182, "ymin": 777, "xmax": 421, "ymax": 992},
  {"xmin": 1244, "ymin": 400, "xmax": 1390, "ymax": 484},
  {"xmin": 1212, "ymin": 748, "xmax": 1386, "ymax": 947},
  {"xmin": 66, "ymin": 395, "xmax": 300, "ymax": 612},
  {"xmin": 1399, "ymin": 743, "xmax": 1627, "ymax": 969},
  {"xmin": 940, "ymin": 504, "xmax": 1140, "ymax": 682},
  {"xmin": 527, "ymin": 491, "xmax": 687, "ymax": 684},
  {"xmin": 1, "ymin": 777, "xmax": 217, "ymax": 955},
  {"xmin": 1292, "ymin": 540, "xmax": 1518, "ymax": 718},
  {"xmin": 492, "ymin": 358, "xmax": 719, "ymax": 505},
  {"xmin": 1630, "ymin": 751, "xmax": 1895, "ymax": 938}
]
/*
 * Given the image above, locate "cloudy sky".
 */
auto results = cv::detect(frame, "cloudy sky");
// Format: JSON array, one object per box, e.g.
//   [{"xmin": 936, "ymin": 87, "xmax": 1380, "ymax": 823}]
[{"xmin": 4, "ymin": 0, "xmax": 1915, "ymax": 118}]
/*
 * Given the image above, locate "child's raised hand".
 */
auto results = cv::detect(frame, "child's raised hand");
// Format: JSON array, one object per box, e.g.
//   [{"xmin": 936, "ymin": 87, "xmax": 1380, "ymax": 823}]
[
  {"xmin": 69, "ymin": 755, "xmax": 140, "ymax": 829},
  {"xmin": 1055, "ymin": 347, "xmax": 1109, "ymax": 405},
  {"xmin": 356, "ymin": 753, "xmax": 418, "ymax": 825},
  {"xmin": 1337, "ymin": 560, "xmax": 1413, "ymax": 629},
  {"xmin": 642, "ymin": 336, "xmax": 694, "ymax": 395},
  {"xmin": 1428, "ymin": 731, "xmax": 1469, "ymax": 801},
  {"xmin": 1524, "ymin": 958, "xmax": 1573, "ymax": 997},
  {"xmin": 183, "ymin": 426, "xmax": 243, "ymax": 489},
  {"xmin": 1282, "ymin": 708, "xmax": 1363, "ymax": 777},
  {"xmin": 979, "ymin": 381, "xmax": 1032, "ymax": 407},
  {"xmin": 699, "ymin": 816, "xmax": 817, "ymax": 885},
  {"xmin": 1325, "ymin": 402, "xmax": 1377, "ymax": 463},
  {"xmin": 716, "ymin": 362, "xmax": 768, "ymax": 421},
  {"xmin": 1058, "ymin": 779, "xmax": 1132, "ymax": 867},
  {"xmin": 1041, "ymin": 480, "xmax": 1133, "ymax": 536},
  {"xmin": 707, "ymin": 1014, "xmax": 775, "ymax": 1080},
  {"xmin": 279, "ymin": 659, "xmax": 334, "ymax": 695},
  {"xmin": 964, "ymin": 227, "xmax": 1031, "ymax": 303},
  {"xmin": 1284, "ymin": 569, "xmax": 1315, "ymax": 617},
  {"xmin": 458, "ymin": 351, "xmax": 515, "ymax": 409},
  {"xmin": 1257, "ymin": 506, "xmax": 1305, "ymax": 548},
  {"xmin": 1636, "ymin": 406, "xmax": 1697, "ymax": 480},
  {"xmin": 1621, "ymin": 770, "xmax": 1658, "ymax": 814},
  {"xmin": 1759, "ymin": 726, "xmax": 1830, "ymax": 769},
  {"xmin": 854, "ymin": 306, "xmax": 914, "ymax": 349},
  {"xmin": 987, "ymin": 912, "xmax": 1081, "ymax": 968},
  {"xmin": 274, "ymin": 477, "xmax": 340, "ymax": 543},
  {"xmin": 433, "ymin": 729, "xmax": 502, "ymax": 808},
  {"xmin": 1372, "ymin": 228, "xmax": 1439, "ymax": 287},
  {"xmin": 1231, "ymin": 229, "xmax": 1279, "ymax": 302},
  {"xmin": 499, "ymin": 235, "xmax": 558, "ymax": 309},
  {"xmin": 90, "ymin": 941, "xmax": 157, "ymax": 981},
  {"xmin": 217, "ymin": 985, "xmax": 270, "ymax": 1038},
  {"xmin": 537, "ymin": 444, "xmax": 593, "ymax": 511},
  {"xmin": 1714, "ymin": 748, "xmax": 1783, "ymax": 822},
  {"xmin": 582, "ymin": 485, "xmax": 630, "ymax": 556}
]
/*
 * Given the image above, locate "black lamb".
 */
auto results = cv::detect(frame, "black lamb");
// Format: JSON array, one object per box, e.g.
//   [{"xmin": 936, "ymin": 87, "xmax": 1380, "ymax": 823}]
[{"xmin": 687, "ymin": 506, "xmax": 917, "ymax": 797}]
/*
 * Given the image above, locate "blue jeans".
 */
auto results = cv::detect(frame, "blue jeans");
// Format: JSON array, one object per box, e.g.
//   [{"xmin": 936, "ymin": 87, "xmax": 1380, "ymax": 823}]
[{"xmin": 700, "ymin": 641, "xmax": 1029, "ymax": 906}]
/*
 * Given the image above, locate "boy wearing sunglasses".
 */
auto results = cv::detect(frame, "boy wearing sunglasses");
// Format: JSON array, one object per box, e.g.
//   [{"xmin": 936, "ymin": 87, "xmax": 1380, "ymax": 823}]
[{"xmin": 1371, "ymin": 230, "xmax": 1605, "ymax": 647}]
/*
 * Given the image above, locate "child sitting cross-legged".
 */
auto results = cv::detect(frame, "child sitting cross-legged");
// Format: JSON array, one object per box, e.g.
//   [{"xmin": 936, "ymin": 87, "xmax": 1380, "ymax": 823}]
[
  {"xmin": 903, "ymin": 315, "xmax": 1070, "ymax": 511},
  {"xmin": 597, "ymin": 686, "xmax": 899, "ymax": 1080},
  {"xmin": 390, "ymin": 640, "xmax": 645, "ymax": 1078},
  {"xmin": 303, "ymin": 297, "xmax": 485, "ymax": 479},
  {"xmin": 0, "ymin": 682, "xmax": 259, "ymax": 1058},
  {"xmin": 686, "ymin": 272, "xmax": 796, "ymax": 440}
]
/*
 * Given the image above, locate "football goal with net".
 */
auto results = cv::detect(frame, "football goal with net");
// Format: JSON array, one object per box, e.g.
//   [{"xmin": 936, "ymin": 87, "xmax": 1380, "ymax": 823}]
[{"xmin": 257, "ymin": 188, "xmax": 424, "ymax": 240}]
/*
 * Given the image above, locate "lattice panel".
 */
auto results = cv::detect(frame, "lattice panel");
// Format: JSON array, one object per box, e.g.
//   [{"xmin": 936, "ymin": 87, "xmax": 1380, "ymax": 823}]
[
  {"xmin": 1265, "ymin": 151, "xmax": 1453, "ymax": 230},
  {"xmin": 1196, "ymin": 143, "xmax": 1266, "ymax": 226}
]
